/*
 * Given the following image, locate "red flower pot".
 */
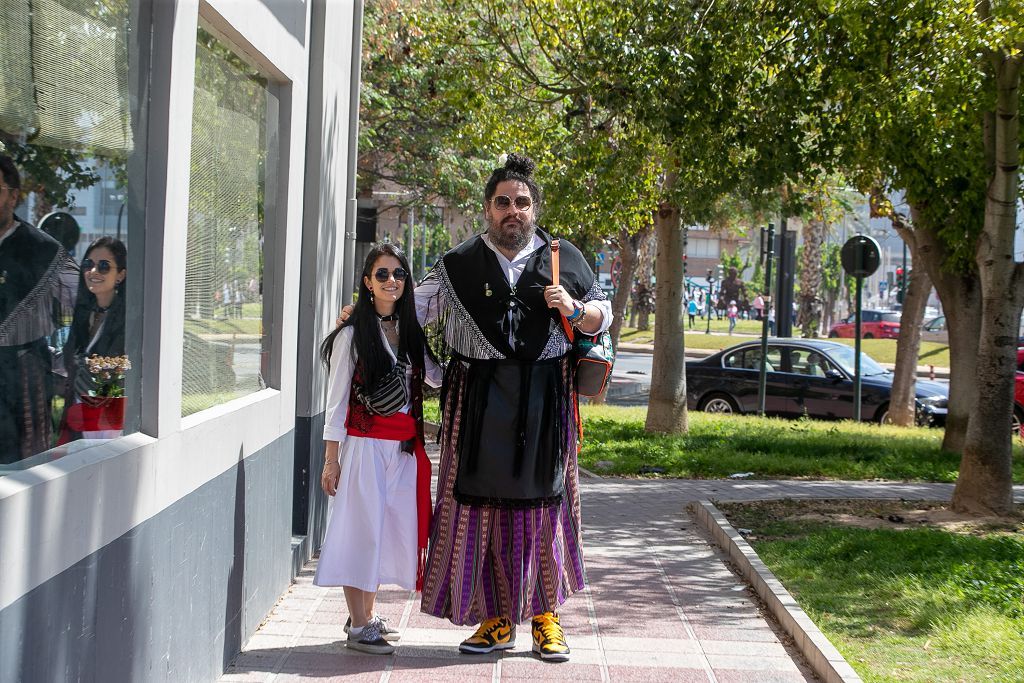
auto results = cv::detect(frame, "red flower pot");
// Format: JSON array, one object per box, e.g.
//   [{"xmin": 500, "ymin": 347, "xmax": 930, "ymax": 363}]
[{"xmin": 66, "ymin": 396, "xmax": 126, "ymax": 432}]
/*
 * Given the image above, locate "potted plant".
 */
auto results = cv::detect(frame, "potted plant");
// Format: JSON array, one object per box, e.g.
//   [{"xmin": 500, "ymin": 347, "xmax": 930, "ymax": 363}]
[{"xmin": 65, "ymin": 355, "xmax": 131, "ymax": 435}]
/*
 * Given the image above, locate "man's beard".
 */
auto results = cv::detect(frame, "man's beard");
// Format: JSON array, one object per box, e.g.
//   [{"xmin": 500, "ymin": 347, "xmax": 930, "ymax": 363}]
[{"xmin": 487, "ymin": 215, "xmax": 534, "ymax": 253}]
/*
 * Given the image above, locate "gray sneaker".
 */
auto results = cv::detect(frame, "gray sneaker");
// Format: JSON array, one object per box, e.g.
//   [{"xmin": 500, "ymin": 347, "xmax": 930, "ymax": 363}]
[
  {"xmin": 344, "ymin": 615, "xmax": 401, "ymax": 642},
  {"xmin": 346, "ymin": 618, "xmax": 395, "ymax": 655}
]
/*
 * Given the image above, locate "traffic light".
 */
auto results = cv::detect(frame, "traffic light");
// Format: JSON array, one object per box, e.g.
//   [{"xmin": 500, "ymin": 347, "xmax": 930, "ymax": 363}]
[
  {"xmin": 682, "ymin": 227, "xmax": 689, "ymax": 274},
  {"xmin": 895, "ymin": 267, "xmax": 904, "ymax": 304}
]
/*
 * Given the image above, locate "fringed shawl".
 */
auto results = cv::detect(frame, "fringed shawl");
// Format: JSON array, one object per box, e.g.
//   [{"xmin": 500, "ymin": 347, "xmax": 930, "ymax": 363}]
[
  {"xmin": 422, "ymin": 229, "xmax": 597, "ymax": 364},
  {"xmin": 0, "ymin": 219, "xmax": 78, "ymax": 347}
]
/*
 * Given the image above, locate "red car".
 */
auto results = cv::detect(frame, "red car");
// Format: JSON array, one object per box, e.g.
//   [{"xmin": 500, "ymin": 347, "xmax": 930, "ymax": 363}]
[{"xmin": 828, "ymin": 310, "xmax": 901, "ymax": 339}]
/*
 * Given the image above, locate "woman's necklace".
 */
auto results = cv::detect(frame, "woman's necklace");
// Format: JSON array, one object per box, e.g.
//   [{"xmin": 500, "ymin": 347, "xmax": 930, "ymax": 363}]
[
  {"xmin": 88, "ymin": 307, "xmax": 108, "ymax": 340},
  {"xmin": 379, "ymin": 317, "xmax": 399, "ymax": 351}
]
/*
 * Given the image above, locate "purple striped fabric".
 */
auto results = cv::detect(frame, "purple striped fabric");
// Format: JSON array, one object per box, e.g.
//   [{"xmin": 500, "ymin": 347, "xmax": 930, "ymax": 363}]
[{"xmin": 420, "ymin": 358, "xmax": 586, "ymax": 625}]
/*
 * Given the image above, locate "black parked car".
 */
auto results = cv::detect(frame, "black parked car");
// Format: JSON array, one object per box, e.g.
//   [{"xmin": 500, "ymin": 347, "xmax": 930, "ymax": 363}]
[{"xmin": 686, "ymin": 339, "xmax": 948, "ymax": 426}]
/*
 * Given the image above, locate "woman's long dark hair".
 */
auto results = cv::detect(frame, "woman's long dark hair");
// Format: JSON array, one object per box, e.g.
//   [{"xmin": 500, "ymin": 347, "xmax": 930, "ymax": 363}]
[
  {"xmin": 65, "ymin": 236, "xmax": 128, "ymax": 356},
  {"xmin": 320, "ymin": 242, "xmax": 433, "ymax": 388}
]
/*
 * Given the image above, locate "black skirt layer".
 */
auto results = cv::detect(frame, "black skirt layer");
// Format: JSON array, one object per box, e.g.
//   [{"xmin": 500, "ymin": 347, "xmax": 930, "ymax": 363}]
[{"xmin": 446, "ymin": 354, "xmax": 570, "ymax": 508}]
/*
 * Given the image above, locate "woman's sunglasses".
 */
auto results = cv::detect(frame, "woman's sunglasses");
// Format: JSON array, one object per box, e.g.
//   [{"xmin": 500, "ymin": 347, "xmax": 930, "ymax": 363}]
[
  {"xmin": 82, "ymin": 258, "xmax": 114, "ymax": 274},
  {"xmin": 373, "ymin": 267, "xmax": 409, "ymax": 283},
  {"xmin": 489, "ymin": 195, "xmax": 533, "ymax": 211}
]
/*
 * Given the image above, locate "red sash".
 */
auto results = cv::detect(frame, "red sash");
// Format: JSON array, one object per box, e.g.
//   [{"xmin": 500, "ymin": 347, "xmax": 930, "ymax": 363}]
[{"xmin": 346, "ymin": 410, "xmax": 431, "ymax": 590}]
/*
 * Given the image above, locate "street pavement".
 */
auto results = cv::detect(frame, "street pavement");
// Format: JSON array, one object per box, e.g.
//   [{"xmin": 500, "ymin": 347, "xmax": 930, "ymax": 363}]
[{"xmin": 217, "ymin": 444, "xmax": 1021, "ymax": 682}]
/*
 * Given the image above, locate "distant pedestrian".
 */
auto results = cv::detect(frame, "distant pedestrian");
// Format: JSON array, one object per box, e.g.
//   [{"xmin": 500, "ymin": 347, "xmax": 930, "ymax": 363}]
[
  {"xmin": 752, "ymin": 294, "xmax": 764, "ymax": 320},
  {"xmin": 232, "ymin": 279, "xmax": 244, "ymax": 318},
  {"xmin": 767, "ymin": 306, "xmax": 776, "ymax": 336},
  {"xmin": 221, "ymin": 282, "xmax": 231, "ymax": 317},
  {"xmin": 687, "ymin": 298, "xmax": 698, "ymax": 329},
  {"xmin": 727, "ymin": 300, "xmax": 738, "ymax": 335}
]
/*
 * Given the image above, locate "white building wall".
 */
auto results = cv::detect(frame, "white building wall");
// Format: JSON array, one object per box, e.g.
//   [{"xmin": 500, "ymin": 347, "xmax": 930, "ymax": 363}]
[{"xmin": 0, "ymin": 2, "xmax": 361, "ymax": 680}]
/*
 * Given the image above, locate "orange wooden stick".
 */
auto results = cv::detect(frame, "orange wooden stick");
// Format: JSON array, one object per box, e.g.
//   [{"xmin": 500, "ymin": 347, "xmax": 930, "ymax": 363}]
[{"xmin": 551, "ymin": 239, "xmax": 560, "ymax": 286}]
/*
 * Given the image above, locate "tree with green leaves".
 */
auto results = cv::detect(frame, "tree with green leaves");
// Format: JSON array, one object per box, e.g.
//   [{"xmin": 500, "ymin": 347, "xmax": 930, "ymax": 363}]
[
  {"xmin": 812, "ymin": 0, "xmax": 1022, "ymax": 513},
  {"xmin": 360, "ymin": 0, "xmax": 668, "ymax": 406}
]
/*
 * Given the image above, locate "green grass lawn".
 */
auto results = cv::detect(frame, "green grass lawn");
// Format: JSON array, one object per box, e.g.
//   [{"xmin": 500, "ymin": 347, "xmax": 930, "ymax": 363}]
[
  {"xmin": 575, "ymin": 405, "xmax": 1024, "ymax": 482},
  {"xmin": 718, "ymin": 500, "xmax": 1024, "ymax": 682},
  {"xmin": 184, "ymin": 317, "xmax": 262, "ymax": 336},
  {"xmin": 618, "ymin": 325, "xmax": 952, "ymax": 367}
]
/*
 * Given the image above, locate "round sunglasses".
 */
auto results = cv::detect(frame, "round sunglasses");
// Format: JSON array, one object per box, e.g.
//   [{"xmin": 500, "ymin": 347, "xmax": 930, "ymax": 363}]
[
  {"xmin": 82, "ymin": 258, "xmax": 115, "ymax": 274},
  {"xmin": 489, "ymin": 194, "xmax": 532, "ymax": 211},
  {"xmin": 372, "ymin": 267, "xmax": 409, "ymax": 283}
]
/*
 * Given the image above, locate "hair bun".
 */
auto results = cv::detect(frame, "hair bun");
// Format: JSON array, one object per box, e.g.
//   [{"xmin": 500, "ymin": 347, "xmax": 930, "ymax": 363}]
[{"xmin": 504, "ymin": 152, "xmax": 535, "ymax": 177}]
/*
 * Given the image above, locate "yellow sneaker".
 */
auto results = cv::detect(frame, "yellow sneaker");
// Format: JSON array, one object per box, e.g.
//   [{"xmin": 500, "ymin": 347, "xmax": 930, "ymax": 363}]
[
  {"xmin": 531, "ymin": 612, "xmax": 570, "ymax": 662},
  {"xmin": 458, "ymin": 616, "xmax": 516, "ymax": 654}
]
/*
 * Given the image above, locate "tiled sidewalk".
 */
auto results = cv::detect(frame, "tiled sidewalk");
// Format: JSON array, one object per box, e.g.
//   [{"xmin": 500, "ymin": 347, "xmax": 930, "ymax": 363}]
[{"xmin": 220, "ymin": 454, "xmax": 1023, "ymax": 682}]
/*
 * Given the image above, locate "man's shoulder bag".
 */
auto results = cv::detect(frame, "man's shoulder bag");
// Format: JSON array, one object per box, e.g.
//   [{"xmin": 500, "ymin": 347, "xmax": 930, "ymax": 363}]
[{"xmin": 551, "ymin": 239, "xmax": 614, "ymax": 397}]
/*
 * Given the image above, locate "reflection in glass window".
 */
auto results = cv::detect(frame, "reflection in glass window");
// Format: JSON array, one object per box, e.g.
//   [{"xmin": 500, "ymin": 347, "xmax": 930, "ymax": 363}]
[
  {"xmin": 182, "ymin": 28, "xmax": 276, "ymax": 417},
  {"xmin": 1, "ymin": 0, "xmax": 145, "ymax": 471},
  {"xmin": 827, "ymin": 344, "xmax": 890, "ymax": 377}
]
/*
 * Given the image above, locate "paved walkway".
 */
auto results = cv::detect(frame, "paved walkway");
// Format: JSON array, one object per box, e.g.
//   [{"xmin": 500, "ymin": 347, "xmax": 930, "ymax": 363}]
[{"xmin": 219, "ymin": 450, "xmax": 1022, "ymax": 683}]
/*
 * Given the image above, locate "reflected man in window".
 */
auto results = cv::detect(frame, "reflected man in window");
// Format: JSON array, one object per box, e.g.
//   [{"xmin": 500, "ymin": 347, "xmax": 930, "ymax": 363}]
[{"xmin": 0, "ymin": 154, "xmax": 78, "ymax": 463}]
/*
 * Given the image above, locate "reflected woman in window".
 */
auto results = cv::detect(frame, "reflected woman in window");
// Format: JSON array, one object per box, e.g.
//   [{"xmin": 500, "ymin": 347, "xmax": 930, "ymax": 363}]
[
  {"xmin": 314, "ymin": 242, "xmax": 440, "ymax": 656},
  {"xmin": 58, "ymin": 237, "xmax": 127, "ymax": 442}
]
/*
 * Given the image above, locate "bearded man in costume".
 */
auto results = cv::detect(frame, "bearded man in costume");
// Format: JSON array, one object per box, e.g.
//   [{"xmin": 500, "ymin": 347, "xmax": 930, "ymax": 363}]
[
  {"xmin": 413, "ymin": 153, "xmax": 612, "ymax": 661},
  {"xmin": 0, "ymin": 154, "xmax": 78, "ymax": 463}
]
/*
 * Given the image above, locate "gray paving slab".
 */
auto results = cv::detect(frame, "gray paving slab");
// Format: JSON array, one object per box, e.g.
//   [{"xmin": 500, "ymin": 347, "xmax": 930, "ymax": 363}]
[{"xmin": 220, "ymin": 444, "xmax": 1021, "ymax": 682}]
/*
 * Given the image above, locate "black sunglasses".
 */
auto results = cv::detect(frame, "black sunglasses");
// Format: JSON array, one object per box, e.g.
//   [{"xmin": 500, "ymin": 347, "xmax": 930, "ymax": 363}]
[
  {"xmin": 490, "ymin": 194, "xmax": 532, "ymax": 211},
  {"xmin": 373, "ymin": 267, "xmax": 409, "ymax": 283},
  {"xmin": 82, "ymin": 258, "xmax": 114, "ymax": 274}
]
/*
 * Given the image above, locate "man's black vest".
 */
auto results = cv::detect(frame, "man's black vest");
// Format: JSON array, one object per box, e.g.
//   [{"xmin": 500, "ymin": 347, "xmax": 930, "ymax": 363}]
[{"xmin": 440, "ymin": 229, "xmax": 593, "ymax": 360}]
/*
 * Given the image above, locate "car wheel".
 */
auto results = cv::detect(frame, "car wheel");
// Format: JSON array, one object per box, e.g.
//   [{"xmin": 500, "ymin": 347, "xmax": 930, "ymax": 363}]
[
  {"xmin": 828, "ymin": 330, "xmax": 839, "ymax": 338},
  {"xmin": 874, "ymin": 403, "xmax": 893, "ymax": 424},
  {"xmin": 1013, "ymin": 405, "xmax": 1024, "ymax": 439},
  {"xmin": 700, "ymin": 393, "xmax": 739, "ymax": 414},
  {"xmin": 863, "ymin": 333, "xmax": 874, "ymax": 339}
]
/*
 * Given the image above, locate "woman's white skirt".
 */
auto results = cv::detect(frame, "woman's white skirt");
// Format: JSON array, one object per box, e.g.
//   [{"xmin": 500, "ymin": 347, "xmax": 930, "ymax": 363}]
[{"xmin": 313, "ymin": 434, "xmax": 419, "ymax": 591}]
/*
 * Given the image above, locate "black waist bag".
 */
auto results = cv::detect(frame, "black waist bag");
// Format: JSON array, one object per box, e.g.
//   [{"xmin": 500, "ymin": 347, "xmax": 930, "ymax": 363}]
[
  {"xmin": 453, "ymin": 357, "xmax": 565, "ymax": 508},
  {"xmin": 355, "ymin": 357, "xmax": 408, "ymax": 416}
]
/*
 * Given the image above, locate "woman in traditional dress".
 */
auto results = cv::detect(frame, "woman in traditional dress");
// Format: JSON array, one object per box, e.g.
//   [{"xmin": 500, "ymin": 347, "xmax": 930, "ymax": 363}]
[{"xmin": 315, "ymin": 242, "xmax": 440, "ymax": 655}]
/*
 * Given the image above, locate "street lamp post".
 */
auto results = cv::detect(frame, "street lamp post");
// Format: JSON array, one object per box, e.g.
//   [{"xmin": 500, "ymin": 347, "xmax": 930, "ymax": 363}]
[
  {"xmin": 757, "ymin": 223, "xmax": 775, "ymax": 416},
  {"xmin": 705, "ymin": 269, "xmax": 715, "ymax": 335}
]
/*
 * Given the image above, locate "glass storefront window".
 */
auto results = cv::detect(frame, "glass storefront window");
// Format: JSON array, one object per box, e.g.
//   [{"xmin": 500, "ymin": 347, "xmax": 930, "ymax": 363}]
[
  {"xmin": 0, "ymin": 0, "xmax": 147, "ymax": 472},
  {"xmin": 181, "ymin": 27, "xmax": 277, "ymax": 417}
]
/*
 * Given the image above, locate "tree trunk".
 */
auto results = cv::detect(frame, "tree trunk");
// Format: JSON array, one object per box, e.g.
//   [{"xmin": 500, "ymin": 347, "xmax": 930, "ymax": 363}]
[
  {"xmin": 629, "ymin": 230, "xmax": 651, "ymax": 328},
  {"xmin": 645, "ymin": 188, "xmax": 688, "ymax": 434},
  {"xmin": 912, "ymin": 208, "xmax": 981, "ymax": 454},
  {"xmin": 591, "ymin": 226, "xmax": 643, "ymax": 405},
  {"xmin": 609, "ymin": 227, "xmax": 642, "ymax": 350},
  {"xmin": 797, "ymin": 219, "xmax": 825, "ymax": 337},
  {"xmin": 823, "ymin": 287, "xmax": 837, "ymax": 333},
  {"xmin": 33, "ymin": 192, "xmax": 53, "ymax": 223},
  {"xmin": 635, "ymin": 231, "xmax": 656, "ymax": 331},
  {"xmin": 953, "ymin": 51, "xmax": 1022, "ymax": 515},
  {"xmin": 888, "ymin": 237, "xmax": 931, "ymax": 426}
]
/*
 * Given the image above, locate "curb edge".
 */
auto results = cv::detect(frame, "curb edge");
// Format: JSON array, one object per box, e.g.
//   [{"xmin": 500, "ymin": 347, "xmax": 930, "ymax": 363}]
[{"xmin": 690, "ymin": 500, "xmax": 864, "ymax": 683}]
